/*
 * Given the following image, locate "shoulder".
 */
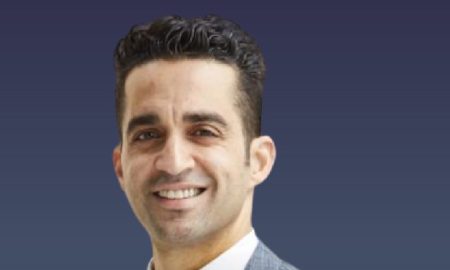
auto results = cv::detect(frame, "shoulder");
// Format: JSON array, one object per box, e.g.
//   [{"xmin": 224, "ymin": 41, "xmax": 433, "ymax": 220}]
[{"xmin": 245, "ymin": 240, "xmax": 300, "ymax": 270}]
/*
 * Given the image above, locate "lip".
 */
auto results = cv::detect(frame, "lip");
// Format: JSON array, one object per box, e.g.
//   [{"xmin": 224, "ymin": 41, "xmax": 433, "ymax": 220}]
[
  {"xmin": 150, "ymin": 183, "xmax": 208, "ymax": 210},
  {"xmin": 152, "ymin": 188, "xmax": 208, "ymax": 210}
]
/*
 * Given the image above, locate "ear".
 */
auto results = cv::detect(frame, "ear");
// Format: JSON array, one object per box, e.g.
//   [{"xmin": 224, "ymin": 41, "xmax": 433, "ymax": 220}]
[
  {"xmin": 112, "ymin": 144, "xmax": 125, "ymax": 191},
  {"xmin": 249, "ymin": 135, "xmax": 276, "ymax": 187}
]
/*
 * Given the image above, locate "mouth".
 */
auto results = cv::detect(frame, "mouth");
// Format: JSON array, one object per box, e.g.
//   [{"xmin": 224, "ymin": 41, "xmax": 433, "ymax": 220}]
[{"xmin": 153, "ymin": 187, "xmax": 207, "ymax": 200}]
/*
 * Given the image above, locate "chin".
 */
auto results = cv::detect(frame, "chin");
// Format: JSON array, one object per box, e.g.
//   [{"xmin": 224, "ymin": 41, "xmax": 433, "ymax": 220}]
[{"xmin": 149, "ymin": 220, "xmax": 207, "ymax": 245}]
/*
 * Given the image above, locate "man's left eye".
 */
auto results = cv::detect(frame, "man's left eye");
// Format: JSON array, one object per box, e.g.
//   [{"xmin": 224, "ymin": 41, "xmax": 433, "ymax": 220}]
[{"xmin": 192, "ymin": 129, "xmax": 217, "ymax": 137}]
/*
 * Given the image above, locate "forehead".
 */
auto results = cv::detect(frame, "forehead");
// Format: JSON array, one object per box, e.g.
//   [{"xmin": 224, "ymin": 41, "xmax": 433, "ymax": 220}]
[{"xmin": 123, "ymin": 59, "xmax": 241, "ymax": 124}]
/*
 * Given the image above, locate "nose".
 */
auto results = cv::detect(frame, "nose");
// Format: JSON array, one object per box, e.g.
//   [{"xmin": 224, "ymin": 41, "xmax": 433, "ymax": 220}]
[{"xmin": 154, "ymin": 133, "xmax": 195, "ymax": 176}]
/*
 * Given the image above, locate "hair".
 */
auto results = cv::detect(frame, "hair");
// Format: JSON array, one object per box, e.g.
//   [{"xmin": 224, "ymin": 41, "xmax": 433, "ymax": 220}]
[{"xmin": 114, "ymin": 15, "xmax": 266, "ymax": 148}]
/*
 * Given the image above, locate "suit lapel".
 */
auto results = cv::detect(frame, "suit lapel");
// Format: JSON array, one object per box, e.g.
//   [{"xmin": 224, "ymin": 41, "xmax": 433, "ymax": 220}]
[{"xmin": 245, "ymin": 241, "xmax": 282, "ymax": 270}]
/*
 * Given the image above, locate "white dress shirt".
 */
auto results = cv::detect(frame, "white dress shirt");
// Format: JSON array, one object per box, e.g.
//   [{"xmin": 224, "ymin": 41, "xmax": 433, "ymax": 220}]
[{"xmin": 147, "ymin": 229, "xmax": 258, "ymax": 270}]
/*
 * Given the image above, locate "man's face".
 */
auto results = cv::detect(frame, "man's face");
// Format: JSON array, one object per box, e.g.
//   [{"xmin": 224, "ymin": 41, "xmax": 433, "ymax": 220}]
[{"xmin": 113, "ymin": 59, "xmax": 260, "ymax": 246}]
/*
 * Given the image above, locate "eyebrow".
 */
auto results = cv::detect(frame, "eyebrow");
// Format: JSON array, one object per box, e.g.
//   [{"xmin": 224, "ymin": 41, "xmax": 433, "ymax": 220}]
[
  {"xmin": 183, "ymin": 112, "xmax": 228, "ymax": 129},
  {"xmin": 126, "ymin": 113, "xmax": 160, "ymax": 136}
]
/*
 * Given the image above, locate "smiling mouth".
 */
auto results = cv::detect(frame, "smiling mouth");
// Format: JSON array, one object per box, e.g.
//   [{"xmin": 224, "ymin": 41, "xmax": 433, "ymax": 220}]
[{"xmin": 154, "ymin": 188, "xmax": 206, "ymax": 200}]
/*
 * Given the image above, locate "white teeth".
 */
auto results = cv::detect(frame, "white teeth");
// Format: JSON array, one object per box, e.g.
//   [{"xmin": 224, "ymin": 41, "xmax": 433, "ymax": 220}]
[{"xmin": 157, "ymin": 188, "xmax": 202, "ymax": 200}]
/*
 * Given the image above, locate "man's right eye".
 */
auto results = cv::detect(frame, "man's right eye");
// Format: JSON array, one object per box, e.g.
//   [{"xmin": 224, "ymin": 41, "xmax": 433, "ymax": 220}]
[{"xmin": 135, "ymin": 131, "xmax": 161, "ymax": 141}]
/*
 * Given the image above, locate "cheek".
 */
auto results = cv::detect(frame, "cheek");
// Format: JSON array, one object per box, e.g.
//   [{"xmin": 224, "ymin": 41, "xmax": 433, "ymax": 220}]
[
  {"xmin": 200, "ymin": 146, "xmax": 250, "ymax": 190},
  {"xmin": 122, "ymin": 153, "xmax": 154, "ymax": 192}
]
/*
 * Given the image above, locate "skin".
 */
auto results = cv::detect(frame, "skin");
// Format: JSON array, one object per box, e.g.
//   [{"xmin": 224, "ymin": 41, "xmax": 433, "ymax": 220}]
[{"xmin": 112, "ymin": 59, "xmax": 276, "ymax": 270}]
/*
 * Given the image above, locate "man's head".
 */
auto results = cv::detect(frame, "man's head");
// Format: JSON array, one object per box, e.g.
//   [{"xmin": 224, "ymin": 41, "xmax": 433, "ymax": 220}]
[
  {"xmin": 114, "ymin": 15, "xmax": 266, "ymax": 149},
  {"xmin": 112, "ymin": 15, "xmax": 276, "ymax": 251}
]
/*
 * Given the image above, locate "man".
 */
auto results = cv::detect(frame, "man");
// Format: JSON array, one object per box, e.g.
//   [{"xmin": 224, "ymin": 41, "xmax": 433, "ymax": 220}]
[{"xmin": 112, "ymin": 15, "xmax": 299, "ymax": 270}]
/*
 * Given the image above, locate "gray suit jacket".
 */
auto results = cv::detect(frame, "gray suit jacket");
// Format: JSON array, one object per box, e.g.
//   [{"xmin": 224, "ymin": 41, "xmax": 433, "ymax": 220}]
[{"xmin": 245, "ymin": 241, "xmax": 299, "ymax": 270}]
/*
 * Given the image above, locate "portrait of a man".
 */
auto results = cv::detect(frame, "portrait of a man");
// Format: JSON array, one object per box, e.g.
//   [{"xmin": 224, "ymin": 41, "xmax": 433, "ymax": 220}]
[
  {"xmin": 2, "ymin": 1, "xmax": 449, "ymax": 269},
  {"xmin": 111, "ymin": 15, "xmax": 299, "ymax": 270}
]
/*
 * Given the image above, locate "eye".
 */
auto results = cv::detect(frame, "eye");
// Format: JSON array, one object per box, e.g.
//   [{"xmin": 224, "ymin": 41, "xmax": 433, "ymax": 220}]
[
  {"xmin": 135, "ymin": 130, "xmax": 161, "ymax": 141},
  {"xmin": 192, "ymin": 128, "xmax": 218, "ymax": 137}
]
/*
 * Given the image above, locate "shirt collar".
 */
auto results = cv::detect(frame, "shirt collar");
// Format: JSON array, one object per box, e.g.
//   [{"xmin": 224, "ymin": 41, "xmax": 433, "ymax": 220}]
[{"xmin": 147, "ymin": 229, "xmax": 258, "ymax": 270}]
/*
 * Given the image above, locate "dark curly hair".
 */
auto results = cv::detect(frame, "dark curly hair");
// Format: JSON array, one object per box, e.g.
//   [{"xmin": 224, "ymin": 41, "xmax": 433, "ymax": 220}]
[{"xmin": 114, "ymin": 15, "xmax": 266, "ymax": 147}]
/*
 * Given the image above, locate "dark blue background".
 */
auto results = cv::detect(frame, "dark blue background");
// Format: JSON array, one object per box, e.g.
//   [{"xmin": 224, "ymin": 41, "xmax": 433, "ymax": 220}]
[{"xmin": 1, "ymin": 1, "xmax": 449, "ymax": 269}]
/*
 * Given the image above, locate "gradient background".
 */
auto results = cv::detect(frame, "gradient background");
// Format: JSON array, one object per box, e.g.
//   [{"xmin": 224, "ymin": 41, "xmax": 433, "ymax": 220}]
[{"xmin": 1, "ymin": 1, "xmax": 449, "ymax": 269}]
